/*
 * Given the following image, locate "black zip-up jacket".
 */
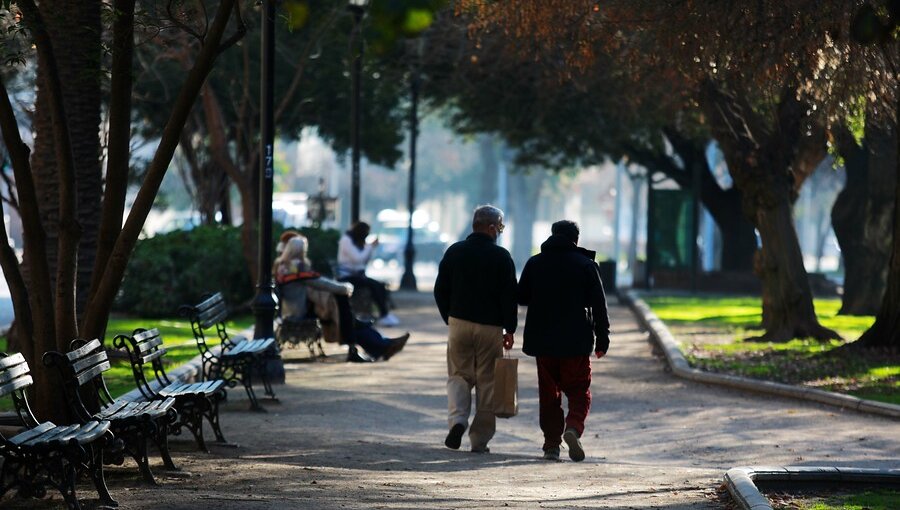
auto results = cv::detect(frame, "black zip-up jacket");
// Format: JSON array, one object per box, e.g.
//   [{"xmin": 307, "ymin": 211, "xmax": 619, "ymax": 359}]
[
  {"xmin": 517, "ymin": 234, "xmax": 610, "ymax": 357},
  {"xmin": 434, "ymin": 232, "xmax": 518, "ymax": 333}
]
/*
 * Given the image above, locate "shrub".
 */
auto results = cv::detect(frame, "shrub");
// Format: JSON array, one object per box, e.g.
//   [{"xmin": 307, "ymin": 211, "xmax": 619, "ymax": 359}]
[
  {"xmin": 118, "ymin": 224, "xmax": 343, "ymax": 317},
  {"xmin": 117, "ymin": 225, "xmax": 251, "ymax": 317}
]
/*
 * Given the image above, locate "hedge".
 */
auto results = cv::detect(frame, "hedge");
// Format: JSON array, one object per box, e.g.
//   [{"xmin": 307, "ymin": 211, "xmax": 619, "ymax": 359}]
[{"xmin": 116, "ymin": 224, "xmax": 341, "ymax": 317}]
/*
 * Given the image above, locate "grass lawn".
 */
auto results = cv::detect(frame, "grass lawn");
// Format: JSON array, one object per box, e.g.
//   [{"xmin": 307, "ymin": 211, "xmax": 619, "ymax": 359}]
[
  {"xmin": 767, "ymin": 488, "xmax": 900, "ymax": 510},
  {"xmin": 0, "ymin": 314, "xmax": 253, "ymax": 411},
  {"xmin": 643, "ymin": 295, "xmax": 899, "ymax": 406}
]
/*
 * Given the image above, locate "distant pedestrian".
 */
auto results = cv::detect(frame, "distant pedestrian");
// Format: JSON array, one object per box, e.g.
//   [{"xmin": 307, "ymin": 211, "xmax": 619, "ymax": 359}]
[
  {"xmin": 434, "ymin": 205, "xmax": 517, "ymax": 453},
  {"xmin": 336, "ymin": 222, "xmax": 401, "ymax": 327},
  {"xmin": 517, "ymin": 220, "xmax": 610, "ymax": 462}
]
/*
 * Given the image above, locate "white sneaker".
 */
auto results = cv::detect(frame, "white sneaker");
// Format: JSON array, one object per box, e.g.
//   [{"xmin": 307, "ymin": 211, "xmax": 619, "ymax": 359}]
[{"xmin": 377, "ymin": 313, "xmax": 400, "ymax": 327}]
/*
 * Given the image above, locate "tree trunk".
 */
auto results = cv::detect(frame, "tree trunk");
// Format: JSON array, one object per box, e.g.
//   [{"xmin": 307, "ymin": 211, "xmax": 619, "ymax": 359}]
[
  {"xmin": 81, "ymin": 0, "xmax": 243, "ymax": 343},
  {"xmin": 477, "ymin": 134, "xmax": 499, "ymax": 206},
  {"xmin": 858, "ymin": 123, "xmax": 900, "ymax": 348},
  {"xmin": 832, "ymin": 120, "xmax": 895, "ymax": 315},
  {"xmin": 701, "ymin": 79, "xmax": 839, "ymax": 342},
  {"xmin": 508, "ymin": 170, "xmax": 544, "ymax": 267}
]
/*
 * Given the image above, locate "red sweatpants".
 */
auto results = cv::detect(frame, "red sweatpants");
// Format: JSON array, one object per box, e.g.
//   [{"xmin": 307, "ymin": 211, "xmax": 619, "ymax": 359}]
[{"xmin": 536, "ymin": 355, "xmax": 592, "ymax": 450}]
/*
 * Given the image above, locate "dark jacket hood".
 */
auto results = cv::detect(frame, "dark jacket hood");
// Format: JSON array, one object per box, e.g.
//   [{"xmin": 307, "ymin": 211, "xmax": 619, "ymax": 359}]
[{"xmin": 540, "ymin": 235, "xmax": 596, "ymax": 262}]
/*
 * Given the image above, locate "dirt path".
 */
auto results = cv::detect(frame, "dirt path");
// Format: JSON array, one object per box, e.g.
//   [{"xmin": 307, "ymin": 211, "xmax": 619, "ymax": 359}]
[{"xmin": 34, "ymin": 294, "xmax": 900, "ymax": 509}]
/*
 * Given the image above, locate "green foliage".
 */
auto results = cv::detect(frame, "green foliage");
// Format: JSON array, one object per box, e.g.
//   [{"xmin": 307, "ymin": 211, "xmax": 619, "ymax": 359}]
[
  {"xmin": 117, "ymin": 226, "xmax": 252, "ymax": 317},
  {"xmin": 645, "ymin": 296, "xmax": 875, "ymax": 339},
  {"xmin": 786, "ymin": 489, "xmax": 900, "ymax": 510},
  {"xmin": 644, "ymin": 295, "xmax": 898, "ymax": 406}
]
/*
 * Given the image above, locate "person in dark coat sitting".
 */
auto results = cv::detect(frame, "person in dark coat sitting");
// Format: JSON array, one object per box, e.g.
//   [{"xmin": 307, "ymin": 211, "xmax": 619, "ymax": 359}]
[{"xmin": 517, "ymin": 220, "xmax": 610, "ymax": 462}]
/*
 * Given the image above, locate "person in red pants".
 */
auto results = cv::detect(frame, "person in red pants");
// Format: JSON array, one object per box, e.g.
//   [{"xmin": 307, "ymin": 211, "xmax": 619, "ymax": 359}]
[{"xmin": 517, "ymin": 220, "xmax": 610, "ymax": 462}]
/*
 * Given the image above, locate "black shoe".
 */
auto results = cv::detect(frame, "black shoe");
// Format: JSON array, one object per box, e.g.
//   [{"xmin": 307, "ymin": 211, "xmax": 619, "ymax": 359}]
[
  {"xmin": 444, "ymin": 423, "xmax": 465, "ymax": 450},
  {"xmin": 382, "ymin": 332, "xmax": 410, "ymax": 361},
  {"xmin": 563, "ymin": 428, "xmax": 585, "ymax": 462},
  {"xmin": 347, "ymin": 349, "xmax": 374, "ymax": 363}
]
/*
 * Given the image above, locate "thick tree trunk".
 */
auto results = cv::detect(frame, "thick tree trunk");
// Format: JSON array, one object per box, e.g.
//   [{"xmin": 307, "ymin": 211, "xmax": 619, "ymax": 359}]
[
  {"xmin": 81, "ymin": 0, "xmax": 243, "ymax": 342},
  {"xmin": 857, "ymin": 115, "xmax": 900, "ymax": 348},
  {"xmin": 477, "ymin": 134, "xmax": 499, "ymax": 206},
  {"xmin": 508, "ymin": 170, "xmax": 544, "ymax": 267},
  {"xmin": 17, "ymin": 0, "xmax": 93, "ymax": 422},
  {"xmin": 86, "ymin": 0, "xmax": 135, "ymax": 336},
  {"xmin": 701, "ymin": 80, "xmax": 839, "ymax": 342},
  {"xmin": 832, "ymin": 120, "xmax": 895, "ymax": 315}
]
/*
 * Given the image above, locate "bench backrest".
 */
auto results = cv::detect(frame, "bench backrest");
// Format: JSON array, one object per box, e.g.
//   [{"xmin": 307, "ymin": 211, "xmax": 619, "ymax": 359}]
[
  {"xmin": 0, "ymin": 353, "xmax": 40, "ymax": 430},
  {"xmin": 113, "ymin": 328, "xmax": 171, "ymax": 401},
  {"xmin": 43, "ymin": 339, "xmax": 114, "ymax": 422},
  {"xmin": 180, "ymin": 292, "xmax": 239, "ymax": 354}
]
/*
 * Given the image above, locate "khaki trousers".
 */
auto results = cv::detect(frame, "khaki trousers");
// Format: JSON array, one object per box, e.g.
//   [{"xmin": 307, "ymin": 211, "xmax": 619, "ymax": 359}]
[{"xmin": 447, "ymin": 317, "xmax": 504, "ymax": 450}]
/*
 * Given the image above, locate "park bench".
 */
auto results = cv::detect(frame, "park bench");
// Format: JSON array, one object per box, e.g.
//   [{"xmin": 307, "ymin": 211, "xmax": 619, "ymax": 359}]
[
  {"xmin": 0, "ymin": 352, "xmax": 117, "ymax": 509},
  {"xmin": 275, "ymin": 280, "xmax": 325, "ymax": 358},
  {"xmin": 43, "ymin": 339, "xmax": 179, "ymax": 485},
  {"xmin": 179, "ymin": 292, "xmax": 277, "ymax": 411},
  {"xmin": 113, "ymin": 327, "xmax": 229, "ymax": 452}
]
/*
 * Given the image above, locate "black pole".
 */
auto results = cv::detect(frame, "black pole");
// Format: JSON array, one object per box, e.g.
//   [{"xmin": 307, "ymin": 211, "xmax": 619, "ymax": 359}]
[
  {"xmin": 645, "ymin": 172, "xmax": 655, "ymax": 289},
  {"xmin": 691, "ymin": 159, "xmax": 701, "ymax": 293},
  {"xmin": 252, "ymin": 0, "xmax": 277, "ymax": 342},
  {"xmin": 349, "ymin": 7, "xmax": 364, "ymax": 224},
  {"xmin": 400, "ymin": 70, "xmax": 420, "ymax": 290}
]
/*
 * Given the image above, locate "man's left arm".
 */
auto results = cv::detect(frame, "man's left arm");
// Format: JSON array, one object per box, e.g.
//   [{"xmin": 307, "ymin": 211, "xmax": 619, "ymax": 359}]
[{"xmin": 587, "ymin": 263, "xmax": 610, "ymax": 356}]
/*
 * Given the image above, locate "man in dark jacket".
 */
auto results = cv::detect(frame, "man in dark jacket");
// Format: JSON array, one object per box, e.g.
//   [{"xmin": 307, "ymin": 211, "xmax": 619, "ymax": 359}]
[
  {"xmin": 434, "ymin": 205, "xmax": 517, "ymax": 453},
  {"xmin": 517, "ymin": 220, "xmax": 610, "ymax": 462}
]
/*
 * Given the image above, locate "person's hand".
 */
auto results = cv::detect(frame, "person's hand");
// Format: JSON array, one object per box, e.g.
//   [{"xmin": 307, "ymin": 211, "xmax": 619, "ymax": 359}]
[
  {"xmin": 594, "ymin": 350, "xmax": 606, "ymax": 359},
  {"xmin": 502, "ymin": 333, "xmax": 514, "ymax": 350}
]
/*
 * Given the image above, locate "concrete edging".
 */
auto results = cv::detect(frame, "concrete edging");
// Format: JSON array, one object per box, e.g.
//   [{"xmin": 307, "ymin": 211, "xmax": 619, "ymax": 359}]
[
  {"xmin": 724, "ymin": 466, "xmax": 900, "ymax": 510},
  {"xmin": 619, "ymin": 290, "xmax": 900, "ymax": 420}
]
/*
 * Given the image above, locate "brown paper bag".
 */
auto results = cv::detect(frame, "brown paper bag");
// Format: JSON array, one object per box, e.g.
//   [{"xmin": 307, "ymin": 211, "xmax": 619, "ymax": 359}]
[{"xmin": 492, "ymin": 356, "xmax": 518, "ymax": 418}]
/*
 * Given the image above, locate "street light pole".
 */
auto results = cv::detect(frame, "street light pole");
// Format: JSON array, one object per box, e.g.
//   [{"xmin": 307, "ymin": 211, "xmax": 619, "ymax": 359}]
[
  {"xmin": 400, "ymin": 67, "xmax": 420, "ymax": 291},
  {"xmin": 252, "ymin": 0, "xmax": 277, "ymax": 344},
  {"xmin": 348, "ymin": 0, "xmax": 368, "ymax": 224}
]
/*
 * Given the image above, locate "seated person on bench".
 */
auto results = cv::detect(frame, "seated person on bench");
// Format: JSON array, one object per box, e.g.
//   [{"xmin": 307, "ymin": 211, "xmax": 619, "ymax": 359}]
[
  {"xmin": 275, "ymin": 235, "xmax": 409, "ymax": 363},
  {"xmin": 336, "ymin": 222, "xmax": 400, "ymax": 327}
]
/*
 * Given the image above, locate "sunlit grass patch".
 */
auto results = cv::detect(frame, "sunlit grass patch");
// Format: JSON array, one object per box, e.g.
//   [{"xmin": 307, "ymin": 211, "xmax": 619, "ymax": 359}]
[
  {"xmin": 767, "ymin": 488, "xmax": 900, "ymax": 510},
  {"xmin": 0, "ymin": 314, "xmax": 254, "ymax": 411},
  {"xmin": 644, "ymin": 295, "xmax": 897, "ymax": 406}
]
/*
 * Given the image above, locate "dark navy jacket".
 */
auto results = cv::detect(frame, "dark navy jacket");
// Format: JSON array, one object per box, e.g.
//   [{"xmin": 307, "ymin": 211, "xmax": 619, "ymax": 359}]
[
  {"xmin": 434, "ymin": 232, "xmax": 518, "ymax": 333},
  {"xmin": 517, "ymin": 234, "xmax": 610, "ymax": 357}
]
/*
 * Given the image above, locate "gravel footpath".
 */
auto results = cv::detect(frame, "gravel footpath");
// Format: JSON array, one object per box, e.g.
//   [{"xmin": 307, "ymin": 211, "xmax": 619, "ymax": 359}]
[{"xmin": 22, "ymin": 294, "xmax": 899, "ymax": 509}]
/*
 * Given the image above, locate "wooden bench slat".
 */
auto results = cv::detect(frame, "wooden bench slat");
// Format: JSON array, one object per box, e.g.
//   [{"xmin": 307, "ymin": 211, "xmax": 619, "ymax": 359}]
[
  {"xmin": 133, "ymin": 328, "xmax": 161, "ymax": 343},
  {"xmin": 140, "ymin": 348, "xmax": 167, "ymax": 365},
  {"xmin": 9, "ymin": 421, "xmax": 57, "ymax": 445},
  {"xmin": 75, "ymin": 360, "xmax": 111, "ymax": 386},
  {"xmin": 135, "ymin": 336, "xmax": 164, "ymax": 354},
  {"xmin": 66, "ymin": 339, "xmax": 103, "ymax": 361},
  {"xmin": 0, "ymin": 362, "xmax": 31, "ymax": 386},
  {"xmin": 0, "ymin": 352, "xmax": 26, "ymax": 370},
  {"xmin": 72, "ymin": 350, "xmax": 108, "ymax": 375},
  {"xmin": 0, "ymin": 374, "xmax": 33, "ymax": 398}
]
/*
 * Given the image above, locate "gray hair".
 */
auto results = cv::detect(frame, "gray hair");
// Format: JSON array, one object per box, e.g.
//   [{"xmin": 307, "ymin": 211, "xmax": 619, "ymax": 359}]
[{"xmin": 472, "ymin": 204, "xmax": 504, "ymax": 230}]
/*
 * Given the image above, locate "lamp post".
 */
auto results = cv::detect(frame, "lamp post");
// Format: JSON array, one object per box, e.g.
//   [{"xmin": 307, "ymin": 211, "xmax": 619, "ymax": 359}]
[
  {"xmin": 249, "ymin": 0, "xmax": 283, "ymax": 385},
  {"xmin": 252, "ymin": 0, "xmax": 277, "ymax": 341},
  {"xmin": 399, "ymin": 62, "xmax": 421, "ymax": 290},
  {"xmin": 348, "ymin": 0, "xmax": 369, "ymax": 225}
]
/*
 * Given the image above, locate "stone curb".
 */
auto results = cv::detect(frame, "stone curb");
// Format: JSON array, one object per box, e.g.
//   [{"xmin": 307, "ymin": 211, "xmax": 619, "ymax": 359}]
[
  {"xmin": 620, "ymin": 290, "xmax": 900, "ymax": 420},
  {"xmin": 724, "ymin": 466, "xmax": 900, "ymax": 510}
]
